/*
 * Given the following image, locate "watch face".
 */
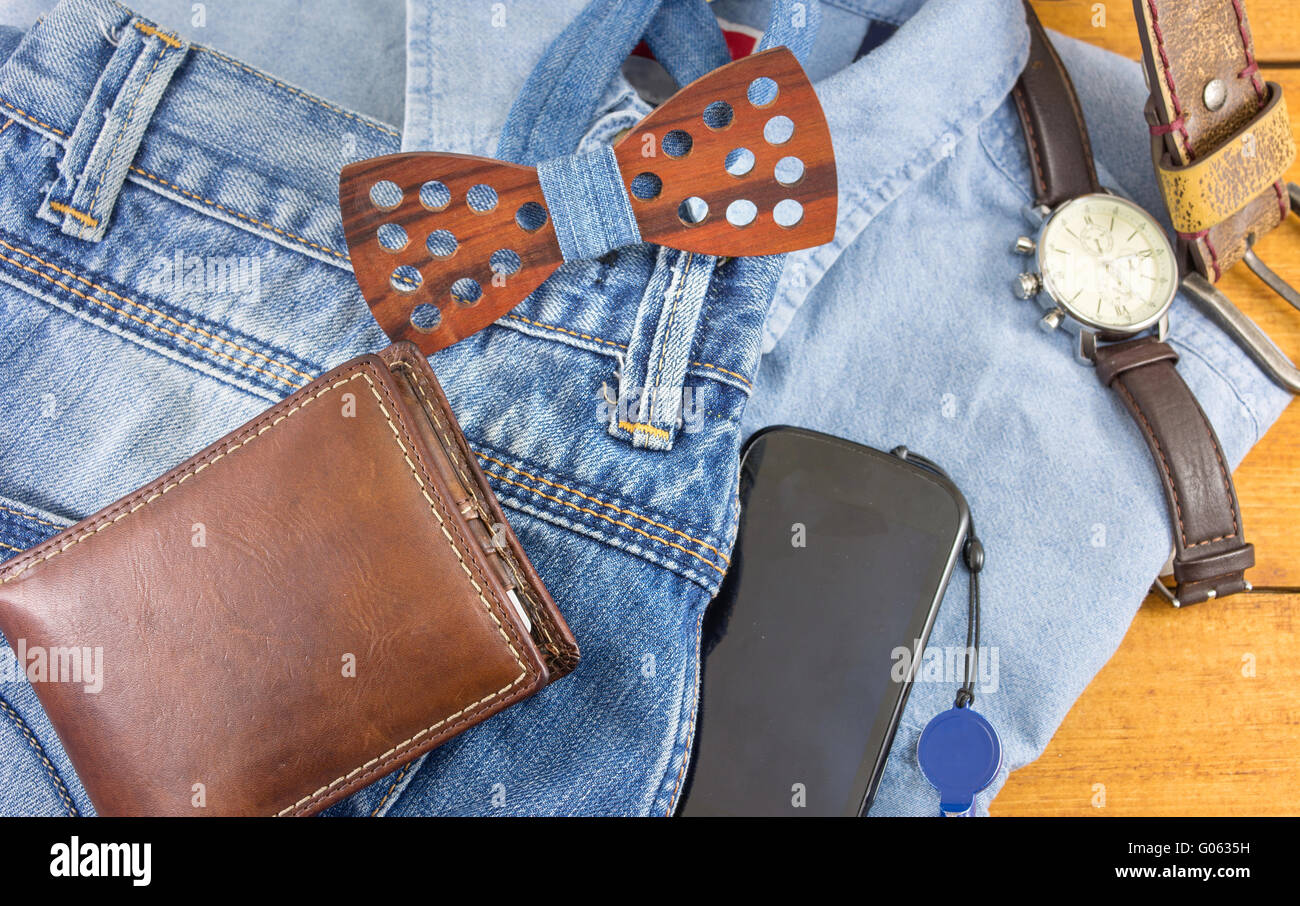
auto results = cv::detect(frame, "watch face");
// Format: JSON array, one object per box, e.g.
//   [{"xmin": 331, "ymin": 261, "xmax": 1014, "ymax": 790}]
[{"xmin": 1036, "ymin": 194, "xmax": 1178, "ymax": 333}]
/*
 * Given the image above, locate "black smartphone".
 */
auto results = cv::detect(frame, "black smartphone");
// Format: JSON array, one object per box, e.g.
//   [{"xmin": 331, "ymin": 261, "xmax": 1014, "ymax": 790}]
[{"xmin": 677, "ymin": 426, "xmax": 970, "ymax": 817}]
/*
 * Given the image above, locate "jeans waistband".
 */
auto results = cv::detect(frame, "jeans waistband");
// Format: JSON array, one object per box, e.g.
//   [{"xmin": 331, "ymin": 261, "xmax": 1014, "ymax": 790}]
[
  {"xmin": 0, "ymin": 0, "xmax": 399, "ymax": 271},
  {"xmin": 0, "ymin": 0, "xmax": 768, "ymax": 400}
]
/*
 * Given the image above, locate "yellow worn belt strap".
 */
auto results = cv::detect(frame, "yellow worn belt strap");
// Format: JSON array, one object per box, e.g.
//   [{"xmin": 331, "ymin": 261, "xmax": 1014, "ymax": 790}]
[{"xmin": 1156, "ymin": 82, "xmax": 1295, "ymax": 234}]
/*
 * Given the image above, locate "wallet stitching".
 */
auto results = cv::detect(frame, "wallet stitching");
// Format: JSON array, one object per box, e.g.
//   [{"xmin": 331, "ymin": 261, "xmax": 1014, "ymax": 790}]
[
  {"xmin": 391, "ymin": 359, "xmax": 569, "ymax": 665},
  {"xmin": 363, "ymin": 365, "xmax": 535, "ymax": 674},
  {"xmin": 390, "ymin": 361, "xmax": 564, "ymax": 657},
  {"xmin": 0, "ymin": 364, "xmax": 533, "ymax": 816},
  {"xmin": 280, "ymin": 368, "xmax": 535, "ymax": 815}
]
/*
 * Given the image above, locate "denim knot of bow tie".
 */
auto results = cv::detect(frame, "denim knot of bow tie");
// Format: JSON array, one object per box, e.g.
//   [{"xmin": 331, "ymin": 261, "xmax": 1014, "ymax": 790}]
[
  {"xmin": 536, "ymin": 147, "xmax": 643, "ymax": 263},
  {"xmin": 340, "ymin": 46, "xmax": 837, "ymax": 354}
]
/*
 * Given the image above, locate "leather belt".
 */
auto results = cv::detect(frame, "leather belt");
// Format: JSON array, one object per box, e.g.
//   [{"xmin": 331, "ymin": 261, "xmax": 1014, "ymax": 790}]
[
  {"xmin": 1134, "ymin": 0, "xmax": 1294, "ymax": 279},
  {"xmin": 1134, "ymin": 0, "xmax": 1300, "ymax": 395}
]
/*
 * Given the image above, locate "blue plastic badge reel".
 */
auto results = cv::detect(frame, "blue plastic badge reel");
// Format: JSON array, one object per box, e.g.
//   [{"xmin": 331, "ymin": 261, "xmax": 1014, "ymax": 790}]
[
  {"xmin": 918, "ymin": 706, "xmax": 1001, "ymax": 816},
  {"xmin": 889, "ymin": 447, "xmax": 1003, "ymax": 817}
]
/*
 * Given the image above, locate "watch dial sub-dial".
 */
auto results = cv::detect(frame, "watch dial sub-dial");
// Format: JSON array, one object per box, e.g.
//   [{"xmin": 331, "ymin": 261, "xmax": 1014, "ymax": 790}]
[{"xmin": 1036, "ymin": 195, "xmax": 1177, "ymax": 331}]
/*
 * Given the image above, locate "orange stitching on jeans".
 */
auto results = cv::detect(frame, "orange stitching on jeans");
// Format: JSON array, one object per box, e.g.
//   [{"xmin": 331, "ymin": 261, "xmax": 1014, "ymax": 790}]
[
  {"xmin": 127, "ymin": 165, "xmax": 352, "ymax": 261},
  {"xmin": 0, "ymin": 504, "xmax": 57, "ymax": 527},
  {"xmin": 0, "ymin": 105, "xmax": 345, "ymax": 263},
  {"xmin": 47, "ymin": 201, "xmax": 98, "ymax": 229},
  {"xmin": 0, "ymin": 239, "xmax": 315, "ymax": 383},
  {"xmin": 133, "ymin": 22, "xmax": 182, "ymax": 49},
  {"xmin": 652, "ymin": 252, "xmax": 694, "ymax": 394},
  {"xmin": 369, "ymin": 763, "xmax": 411, "ymax": 817},
  {"xmin": 0, "ymin": 698, "xmax": 78, "ymax": 816},
  {"xmin": 0, "ymin": 98, "xmax": 66, "ymax": 135},
  {"xmin": 86, "ymin": 39, "xmax": 168, "ymax": 229},
  {"xmin": 193, "ymin": 45, "xmax": 400, "ymax": 139},
  {"xmin": 480, "ymin": 468, "xmax": 727, "ymax": 576},
  {"xmin": 687, "ymin": 360, "xmax": 750, "ymax": 387},
  {"xmin": 474, "ymin": 452, "xmax": 729, "ymax": 564},
  {"xmin": 618, "ymin": 419, "xmax": 673, "ymax": 441},
  {"xmin": 0, "ymin": 119, "xmax": 13, "ymax": 137},
  {"xmin": 0, "ymin": 540, "xmax": 22, "ymax": 552},
  {"xmin": 0, "ymin": 102, "xmax": 349, "ymax": 264},
  {"xmin": 0, "ymin": 248, "xmax": 304, "ymax": 390},
  {"xmin": 505, "ymin": 313, "xmax": 628, "ymax": 349}
]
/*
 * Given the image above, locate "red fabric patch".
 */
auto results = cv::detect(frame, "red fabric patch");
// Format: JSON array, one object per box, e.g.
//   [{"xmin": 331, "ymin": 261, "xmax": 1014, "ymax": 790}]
[{"xmin": 630, "ymin": 19, "xmax": 762, "ymax": 63}]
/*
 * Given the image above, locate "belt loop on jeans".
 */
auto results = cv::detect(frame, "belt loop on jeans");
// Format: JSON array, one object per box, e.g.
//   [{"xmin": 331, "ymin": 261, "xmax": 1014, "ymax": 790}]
[
  {"xmin": 608, "ymin": 248, "xmax": 715, "ymax": 451},
  {"xmin": 38, "ymin": 15, "xmax": 189, "ymax": 242}
]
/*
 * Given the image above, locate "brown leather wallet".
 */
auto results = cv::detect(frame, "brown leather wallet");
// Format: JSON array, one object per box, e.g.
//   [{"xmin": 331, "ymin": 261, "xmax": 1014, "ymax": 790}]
[{"xmin": 0, "ymin": 341, "xmax": 577, "ymax": 816}]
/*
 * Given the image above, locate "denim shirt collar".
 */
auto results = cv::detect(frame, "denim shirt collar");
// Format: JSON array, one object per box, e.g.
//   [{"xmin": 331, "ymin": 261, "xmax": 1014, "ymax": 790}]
[
  {"xmin": 820, "ymin": 0, "xmax": 1028, "ymax": 209},
  {"xmin": 765, "ymin": 0, "xmax": 1030, "ymax": 348}
]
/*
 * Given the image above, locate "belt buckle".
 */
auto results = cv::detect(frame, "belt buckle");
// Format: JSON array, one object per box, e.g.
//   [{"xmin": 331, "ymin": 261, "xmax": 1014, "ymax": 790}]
[
  {"xmin": 1243, "ymin": 182, "xmax": 1300, "ymax": 314},
  {"xmin": 1181, "ymin": 182, "xmax": 1300, "ymax": 394}
]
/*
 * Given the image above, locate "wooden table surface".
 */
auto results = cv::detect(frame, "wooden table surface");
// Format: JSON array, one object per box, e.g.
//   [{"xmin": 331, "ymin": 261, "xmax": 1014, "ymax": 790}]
[{"xmin": 991, "ymin": 1, "xmax": 1300, "ymax": 816}]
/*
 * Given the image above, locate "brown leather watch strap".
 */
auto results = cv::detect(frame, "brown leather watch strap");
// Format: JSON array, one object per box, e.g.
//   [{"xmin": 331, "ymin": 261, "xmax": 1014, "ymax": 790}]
[
  {"xmin": 1095, "ymin": 337, "xmax": 1254, "ymax": 604},
  {"xmin": 1133, "ymin": 0, "xmax": 1291, "ymax": 279},
  {"xmin": 1012, "ymin": 3, "xmax": 1102, "ymax": 207}
]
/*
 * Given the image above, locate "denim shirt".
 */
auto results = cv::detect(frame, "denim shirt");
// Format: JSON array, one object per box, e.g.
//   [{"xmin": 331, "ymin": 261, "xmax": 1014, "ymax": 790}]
[{"xmin": 0, "ymin": 0, "xmax": 1290, "ymax": 817}]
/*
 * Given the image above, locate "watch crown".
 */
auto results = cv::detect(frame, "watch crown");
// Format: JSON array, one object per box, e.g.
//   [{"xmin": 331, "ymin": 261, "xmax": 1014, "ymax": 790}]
[
  {"xmin": 1013, "ymin": 272, "xmax": 1042, "ymax": 299},
  {"xmin": 1039, "ymin": 308, "xmax": 1065, "ymax": 332},
  {"xmin": 1012, "ymin": 236, "xmax": 1037, "ymax": 256}
]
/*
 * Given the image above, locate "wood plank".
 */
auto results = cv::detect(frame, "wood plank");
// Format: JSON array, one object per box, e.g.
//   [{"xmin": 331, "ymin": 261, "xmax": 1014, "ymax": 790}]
[
  {"xmin": 992, "ymin": 591, "xmax": 1300, "ymax": 816},
  {"xmin": 1030, "ymin": 1, "xmax": 1300, "ymax": 65}
]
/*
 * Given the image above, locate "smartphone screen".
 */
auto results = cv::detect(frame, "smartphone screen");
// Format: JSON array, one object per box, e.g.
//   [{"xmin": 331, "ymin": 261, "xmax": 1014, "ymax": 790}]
[{"xmin": 678, "ymin": 427, "xmax": 969, "ymax": 816}]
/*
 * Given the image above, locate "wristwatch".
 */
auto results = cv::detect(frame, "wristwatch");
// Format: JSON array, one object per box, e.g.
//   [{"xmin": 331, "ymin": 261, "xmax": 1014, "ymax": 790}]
[{"xmin": 1008, "ymin": 3, "xmax": 1253, "ymax": 606}]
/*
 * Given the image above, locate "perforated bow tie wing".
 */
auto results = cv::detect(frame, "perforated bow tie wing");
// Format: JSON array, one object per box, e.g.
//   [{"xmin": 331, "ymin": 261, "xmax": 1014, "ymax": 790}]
[{"xmin": 340, "ymin": 47, "xmax": 837, "ymax": 354}]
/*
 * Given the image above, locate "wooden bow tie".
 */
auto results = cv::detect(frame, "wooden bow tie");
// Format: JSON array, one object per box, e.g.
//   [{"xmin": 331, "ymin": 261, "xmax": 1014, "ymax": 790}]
[{"xmin": 340, "ymin": 46, "xmax": 837, "ymax": 354}]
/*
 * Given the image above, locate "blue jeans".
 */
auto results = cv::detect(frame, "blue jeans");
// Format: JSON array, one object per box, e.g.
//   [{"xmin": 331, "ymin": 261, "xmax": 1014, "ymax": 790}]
[{"xmin": 0, "ymin": 0, "xmax": 788, "ymax": 816}]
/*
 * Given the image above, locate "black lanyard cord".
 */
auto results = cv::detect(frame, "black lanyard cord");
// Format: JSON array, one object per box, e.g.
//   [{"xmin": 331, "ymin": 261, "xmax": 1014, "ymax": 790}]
[
  {"xmin": 956, "ymin": 527, "xmax": 983, "ymax": 708},
  {"xmin": 890, "ymin": 446, "xmax": 984, "ymax": 709}
]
